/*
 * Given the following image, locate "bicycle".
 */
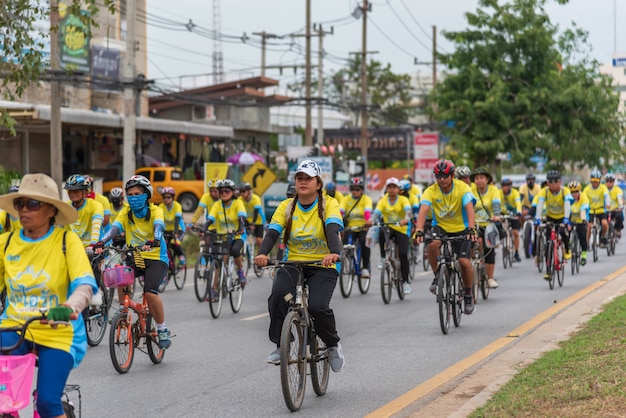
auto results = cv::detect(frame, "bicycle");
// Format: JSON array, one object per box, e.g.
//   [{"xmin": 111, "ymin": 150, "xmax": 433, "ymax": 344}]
[
  {"xmin": 606, "ymin": 212, "xmax": 616, "ymax": 256},
  {"xmin": 163, "ymin": 232, "xmax": 187, "ymax": 291},
  {"xmin": 589, "ymin": 211, "xmax": 601, "ymax": 262},
  {"xmin": 522, "ymin": 215, "xmax": 534, "ymax": 259},
  {"xmin": 0, "ymin": 314, "xmax": 81, "ymax": 417},
  {"xmin": 535, "ymin": 222, "xmax": 547, "ymax": 273},
  {"xmin": 427, "ymin": 228, "xmax": 468, "ymax": 335},
  {"xmin": 339, "ymin": 226, "xmax": 371, "ymax": 298},
  {"xmin": 542, "ymin": 221, "xmax": 566, "ymax": 290},
  {"xmin": 203, "ymin": 231, "xmax": 244, "ymax": 319},
  {"xmin": 569, "ymin": 227, "xmax": 581, "ymax": 275},
  {"xmin": 104, "ymin": 246, "xmax": 165, "ymax": 374},
  {"xmin": 245, "ymin": 226, "xmax": 264, "ymax": 278},
  {"xmin": 407, "ymin": 240, "xmax": 420, "ymax": 282},
  {"xmin": 500, "ymin": 216, "xmax": 516, "ymax": 269},
  {"xmin": 422, "ymin": 222, "xmax": 432, "ymax": 271},
  {"xmin": 377, "ymin": 223, "xmax": 405, "ymax": 304},
  {"xmin": 470, "ymin": 241, "xmax": 489, "ymax": 302},
  {"xmin": 83, "ymin": 250, "xmax": 114, "ymax": 347},
  {"xmin": 265, "ymin": 260, "xmax": 330, "ymax": 412}
]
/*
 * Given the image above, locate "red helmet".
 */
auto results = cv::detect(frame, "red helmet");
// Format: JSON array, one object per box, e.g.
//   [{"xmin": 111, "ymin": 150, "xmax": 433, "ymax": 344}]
[
  {"xmin": 350, "ymin": 177, "xmax": 364, "ymax": 188},
  {"xmin": 433, "ymin": 159, "xmax": 455, "ymax": 175}
]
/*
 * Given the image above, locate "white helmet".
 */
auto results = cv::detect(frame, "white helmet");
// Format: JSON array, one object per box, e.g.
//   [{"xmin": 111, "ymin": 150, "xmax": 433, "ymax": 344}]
[{"xmin": 125, "ymin": 175, "xmax": 153, "ymax": 198}]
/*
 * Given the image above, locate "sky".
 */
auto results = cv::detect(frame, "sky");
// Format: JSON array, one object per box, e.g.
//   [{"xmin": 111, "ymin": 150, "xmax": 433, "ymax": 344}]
[{"xmin": 145, "ymin": 0, "xmax": 624, "ymax": 94}]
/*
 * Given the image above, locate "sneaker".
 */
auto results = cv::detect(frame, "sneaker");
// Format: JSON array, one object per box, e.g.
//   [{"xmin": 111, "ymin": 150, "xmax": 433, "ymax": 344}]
[
  {"xmin": 564, "ymin": 250, "xmax": 572, "ymax": 260},
  {"xmin": 327, "ymin": 343, "xmax": 345, "ymax": 372},
  {"xmin": 600, "ymin": 237, "xmax": 608, "ymax": 248},
  {"xmin": 377, "ymin": 261, "xmax": 383, "ymax": 269},
  {"xmin": 157, "ymin": 328, "xmax": 171, "ymax": 349},
  {"xmin": 544, "ymin": 273, "xmax": 550, "ymax": 281},
  {"xmin": 361, "ymin": 268, "xmax": 370, "ymax": 278},
  {"xmin": 514, "ymin": 253, "xmax": 522, "ymax": 263},
  {"xmin": 179, "ymin": 255, "xmax": 186, "ymax": 266},
  {"xmin": 429, "ymin": 278, "xmax": 437, "ymax": 294},
  {"xmin": 267, "ymin": 347, "xmax": 280, "ymax": 365},
  {"xmin": 208, "ymin": 289, "xmax": 218, "ymax": 302},
  {"xmin": 402, "ymin": 282, "xmax": 412, "ymax": 294},
  {"xmin": 488, "ymin": 278, "xmax": 498, "ymax": 289},
  {"xmin": 534, "ymin": 256, "xmax": 539, "ymax": 266},
  {"xmin": 464, "ymin": 295, "xmax": 474, "ymax": 315},
  {"xmin": 616, "ymin": 230, "xmax": 622, "ymax": 239},
  {"xmin": 238, "ymin": 270, "xmax": 248, "ymax": 288},
  {"xmin": 581, "ymin": 257, "xmax": 587, "ymax": 266}
]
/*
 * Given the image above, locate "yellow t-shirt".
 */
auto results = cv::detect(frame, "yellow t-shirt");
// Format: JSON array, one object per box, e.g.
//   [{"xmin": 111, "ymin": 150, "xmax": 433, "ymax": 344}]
[
  {"xmin": 420, "ymin": 179, "xmax": 475, "ymax": 234},
  {"xmin": 0, "ymin": 228, "xmax": 97, "ymax": 367},
  {"xmin": 112, "ymin": 205, "xmax": 168, "ymax": 263},
  {"xmin": 583, "ymin": 184, "xmax": 610, "ymax": 215},
  {"xmin": 239, "ymin": 193, "xmax": 265, "ymax": 226},
  {"xmin": 269, "ymin": 196, "xmax": 343, "ymax": 266},
  {"xmin": 607, "ymin": 186, "xmax": 623, "ymax": 211},
  {"xmin": 374, "ymin": 195, "xmax": 412, "ymax": 235},
  {"xmin": 323, "ymin": 190, "xmax": 344, "ymax": 205},
  {"xmin": 472, "ymin": 184, "xmax": 502, "ymax": 227},
  {"xmin": 94, "ymin": 192, "xmax": 111, "ymax": 218},
  {"xmin": 192, "ymin": 192, "xmax": 218, "ymax": 224},
  {"xmin": 65, "ymin": 198, "xmax": 104, "ymax": 247},
  {"xmin": 109, "ymin": 203, "xmax": 128, "ymax": 223},
  {"xmin": 208, "ymin": 199, "xmax": 247, "ymax": 239},
  {"xmin": 499, "ymin": 188, "xmax": 522, "ymax": 215},
  {"xmin": 159, "ymin": 201, "xmax": 184, "ymax": 232},
  {"xmin": 537, "ymin": 186, "xmax": 573, "ymax": 219},
  {"xmin": 571, "ymin": 193, "xmax": 590, "ymax": 224},
  {"xmin": 340, "ymin": 194, "xmax": 373, "ymax": 228}
]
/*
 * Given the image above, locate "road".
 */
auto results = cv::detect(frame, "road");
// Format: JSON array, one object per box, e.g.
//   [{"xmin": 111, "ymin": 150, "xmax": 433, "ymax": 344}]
[{"xmin": 66, "ymin": 240, "xmax": 624, "ymax": 417}]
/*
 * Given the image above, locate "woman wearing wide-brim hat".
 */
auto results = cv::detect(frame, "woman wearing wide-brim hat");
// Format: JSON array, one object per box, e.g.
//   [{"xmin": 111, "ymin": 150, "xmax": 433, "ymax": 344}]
[
  {"xmin": 0, "ymin": 173, "xmax": 97, "ymax": 417},
  {"xmin": 469, "ymin": 166, "xmax": 493, "ymax": 184}
]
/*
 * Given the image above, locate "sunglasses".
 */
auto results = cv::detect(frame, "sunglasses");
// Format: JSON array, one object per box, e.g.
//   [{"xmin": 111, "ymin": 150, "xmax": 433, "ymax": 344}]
[
  {"xmin": 350, "ymin": 187, "xmax": 362, "ymax": 191},
  {"xmin": 548, "ymin": 179, "xmax": 560, "ymax": 183},
  {"xmin": 435, "ymin": 174, "xmax": 451, "ymax": 179},
  {"xmin": 219, "ymin": 189, "xmax": 232, "ymax": 194},
  {"xmin": 13, "ymin": 198, "xmax": 46, "ymax": 212}
]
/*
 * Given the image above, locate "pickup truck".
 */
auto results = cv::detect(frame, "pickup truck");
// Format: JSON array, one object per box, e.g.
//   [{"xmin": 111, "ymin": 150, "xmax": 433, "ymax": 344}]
[{"xmin": 102, "ymin": 166, "xmax": 205, "ymax": 212}]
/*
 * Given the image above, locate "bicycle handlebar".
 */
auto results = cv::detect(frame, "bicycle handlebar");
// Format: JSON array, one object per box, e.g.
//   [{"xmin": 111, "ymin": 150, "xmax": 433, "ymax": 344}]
[
  {"xmin": 263, "ymin": 259, "xmax": 324, "ymax": 268},
  {"xmin": 0, "ymin": 313, "xmax": 73, "ymax": 354}
]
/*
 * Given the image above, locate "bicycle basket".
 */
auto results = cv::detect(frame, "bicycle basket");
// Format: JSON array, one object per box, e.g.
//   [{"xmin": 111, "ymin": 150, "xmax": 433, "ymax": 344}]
[
  {"xmin": 0, "ymin": 353, "xmax": 36, "ymax": 413},
  {"xmin": 484, "ymin": 222, "xmax": 500, "ymax": 248},
  {"xmin": 103, "ymin": 265, "xmax": 135, "ymax": 287},
  {"xmin": 206, "ymin": 234, "xmax": 233, "ymax": 255}
]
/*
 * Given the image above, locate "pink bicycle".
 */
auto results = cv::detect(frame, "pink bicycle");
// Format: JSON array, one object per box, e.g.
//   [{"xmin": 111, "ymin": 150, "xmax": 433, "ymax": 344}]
[{"xmin": 0, "ymin": 314, "xmax": 80, "ymax": 417}]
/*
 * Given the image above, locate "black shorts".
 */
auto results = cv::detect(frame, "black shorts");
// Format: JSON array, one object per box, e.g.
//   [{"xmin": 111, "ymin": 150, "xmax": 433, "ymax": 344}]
[
  {"xmin": 252, "ymin": 225, "xmax": 264, "ymax": 239},
  {"xmin": 508, "ymin": 218, "xmax": 521, "ymax": 230},
  {"xmin": 143, "ymin": 259, "xmax": 168, "ymax": 295},
  {"xmin": 589, "ymin": 213, "xmax": 608, "ymax": 222}
]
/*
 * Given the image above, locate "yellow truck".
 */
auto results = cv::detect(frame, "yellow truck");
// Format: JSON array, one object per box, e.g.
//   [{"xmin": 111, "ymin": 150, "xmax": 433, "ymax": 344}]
[{"xmin": 103, "ymin": 166, "xmax": 204, "ymax": 212}]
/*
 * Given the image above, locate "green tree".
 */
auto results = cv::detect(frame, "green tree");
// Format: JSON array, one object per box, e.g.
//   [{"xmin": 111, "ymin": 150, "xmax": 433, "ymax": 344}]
[
  {"xmin": 1, "ymin": 1, "xmax": 115, "ymax": 131},
  {"xmin": 430, "ymin": 0, "xmax": 624, "ymax": 170}
]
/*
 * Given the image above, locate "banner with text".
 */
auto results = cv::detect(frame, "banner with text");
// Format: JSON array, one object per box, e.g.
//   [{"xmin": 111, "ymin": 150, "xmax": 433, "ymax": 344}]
[
  {"xmin": 413, "ymin": 132, "xmax": 439, "ymax": 183},
  {"xmin": 323, "ymin": 127, "xmax": 413, "ymax": 161}
]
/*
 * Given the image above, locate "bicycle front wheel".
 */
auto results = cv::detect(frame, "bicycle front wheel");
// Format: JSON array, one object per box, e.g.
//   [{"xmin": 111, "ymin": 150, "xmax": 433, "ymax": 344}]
[
  {"xmin": 339, "ymin": 251, "xmax": 354, "ymax": 298},
  {"xmin": 557, "ymin": 244, "xmax": 565, "ymax": 288},
  {"xmin": 194, "ymin": 254, "xmax": 210, "ymax": 302},
  {"xmin": 471, "ymin": 264, "xmax": 479, "ymax": 304},
  {"xmin": 380, "ymin": 262, "xmax": 392, "ymax": 304},
  {"xmin": 502, "ymin": 235, "xmax": 509, "ymax": 269},
  {"xmin": 109, "ymin": 311, "xmax": 134, "ymax": 374},
  {"xmin": 422, "ymin": 245, "xmax": 429, "ymax": 271},
  {"xmin": 146, "ymin": 314, "xmax": 165, "ymax": 364},
  {"xmin": 592, "ymin": 227, "xmax": 598, "ymax": 262},
  {"xmin": 546, "ymin": 241, "xmax": 555, "ymax": 290},
  {"xmin": 537, "ymin": 232, "xmax": 545, "ymax": 273},
  {"xmin": 310, "ymin": 333, "xmax": 330, "ymax": 396},
  {"xmin": 173, "ymin": 258, "xmax": 187, "ymax": 290},
  {"xmin": 437, "ymin": 264, "xmax": 451, "ymax": 335},
  {"xmin": 523, "ymin": 222, "xmax": 533, "ymax": 259},
  {"xmin": 479, "ymin": 265, "xmax": 489, "ymax": 300},
  {"xmin": 280, "ymin": 310, "xmax": 306, "ymax": 412},
  {"xmin": 230, "ymin": 276, "xmax": 244, "ymax": 313},
  {"xmin": 452, "ymin": 270, "xmax": 463, "ymax": 328},
  {"xmin": 209, "ymin": 266, "xmax": 224, "ymax": 319},
  {"xmin": 85, "ymin": 303, "xmax": 108, "ymax": 347}
]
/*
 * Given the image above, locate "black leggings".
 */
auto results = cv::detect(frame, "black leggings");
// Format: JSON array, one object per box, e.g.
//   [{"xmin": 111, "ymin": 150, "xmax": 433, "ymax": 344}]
[
  {"xmin": 268, "ymin": 266, "xmax": 339, "ymax": 348},
  {"xmin": 573, "ymin": 223, "xmax": 588, "ymax": 251},
  {"xmin": 378, "ymin": 228, "xmax": 410, "ymax": 283}
]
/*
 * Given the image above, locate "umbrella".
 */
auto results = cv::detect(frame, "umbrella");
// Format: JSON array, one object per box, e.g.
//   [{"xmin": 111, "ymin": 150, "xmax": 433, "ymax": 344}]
[{"xmin": 227, "ymin": 151, "xmax": 264, "ymax": 165}]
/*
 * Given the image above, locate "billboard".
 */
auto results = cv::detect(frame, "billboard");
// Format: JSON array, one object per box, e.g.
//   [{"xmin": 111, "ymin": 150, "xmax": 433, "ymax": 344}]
[
  {"xmin": 59, "ymin": 5, "xmax": 91, "ymax": 72},
  {"xmin": 91, "ymin": 46, "xmax": 120, "ymax": 92},
  {"xmin": 413, "ymin": 132, "xmax": 439, "ymax": 183},
  {"xmin": 322, "ymin": 127, "xmax": 413, "ymax": 161}
]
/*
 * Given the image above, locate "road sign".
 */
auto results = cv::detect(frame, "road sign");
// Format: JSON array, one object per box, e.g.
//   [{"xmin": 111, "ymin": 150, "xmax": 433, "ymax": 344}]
[{"xmin": 242, "ymin": 161, "xmax": 277, "ymax": 196}]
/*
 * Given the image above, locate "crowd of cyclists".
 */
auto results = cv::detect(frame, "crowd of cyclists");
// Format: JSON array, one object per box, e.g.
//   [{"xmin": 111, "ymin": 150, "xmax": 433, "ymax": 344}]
[{"xmin": 0, "ymin": 159, "xmax": 623, "ymax": 415}]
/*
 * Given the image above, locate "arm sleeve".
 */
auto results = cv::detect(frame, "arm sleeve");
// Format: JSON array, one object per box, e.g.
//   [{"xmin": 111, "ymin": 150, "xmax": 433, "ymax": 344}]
[
  {"xmin": 65, "ymin": 284, "xmax": 93, "ymax": 313},
  {"xmin": 99, "ymin": 225, "xmax": 120, "ymax": 244},
  {"xmin": 258, "ymin": 228, "xmax": 280, "ymax": 255},
  {"xmin": 492, "ymin": 202, "xmax": 501, "ymax": 217},
  {"xmin": 564, "ymin": 200, "xmax": 571, "ymax": 219},
  {"xmin": 90, "ymin": 216, "xmax": 103, "ymax": 245},
  {"xmin": 154, "ymin": 223, "xmax": 164, "ymax": 241},
  {"xmin": 535, "ymin": 200, "xmax": 544, "ymax": 220},
  {"xmin": 325, "ymin": 223, "xmax": 343, "ymax": 255},
  {"xmin": 191, "ymin": 205, "xmax": 205, "ymax": 224}
]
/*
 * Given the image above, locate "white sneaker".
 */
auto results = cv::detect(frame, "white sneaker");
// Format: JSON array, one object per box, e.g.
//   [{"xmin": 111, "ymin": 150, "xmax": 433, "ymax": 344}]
[
  {"xmin": 361, "ymin": 268, "xmax": 370, "ymax": 278},
  {"xmin": 402, "ymin": 282, "xmax": 412, "ymax": 294},
  {"xmin": 327, "ymin": 343, "xmax": 345, "ymax": 372},
  {"xmin": 488, "ymin": 278, "xmax": 499, "ymax": 289},
  {"xmin": 377, "ymin": 261, "xmax": 383, "ymax": 269}
]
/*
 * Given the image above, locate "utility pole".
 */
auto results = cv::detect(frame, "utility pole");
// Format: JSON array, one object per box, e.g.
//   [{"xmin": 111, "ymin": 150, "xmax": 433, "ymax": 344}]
[
  {"xmin": 122, "ymin": 0, "xmax": 137, "ymax": 180},
  {"xmin": 305, "ymin": 0, "xmax": 312, "ymax": 146},
  {"xmin": 432, "ymin": 25, "xmax": 437, "ymax": 90},
  {"xmin": 313, "ymin": 24, "xmax": 333, "ymax": 147},
  {"xmin": 359, "ymin": 0, "xmax": 370, "ymax": 161},
  {"xmin": 50, "ymin": 0, "xmax": 63, "ymax": 190},
  {"xmin": 252, "ymin": 31, "xmax": 280, "ymax": 76}
]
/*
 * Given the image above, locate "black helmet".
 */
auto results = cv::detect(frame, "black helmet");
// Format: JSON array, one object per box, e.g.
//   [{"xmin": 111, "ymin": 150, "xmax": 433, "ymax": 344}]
[
  {"xmin": 525, "ymin": 173, "xmax": 536, "ymax": 181},
  {"xmin": 240, "ymin": 182, "xmax": 252, "ymax": 191},
  {"xmin": 546, "ymin": 170, "xmax": 561, "ymax": 181}
]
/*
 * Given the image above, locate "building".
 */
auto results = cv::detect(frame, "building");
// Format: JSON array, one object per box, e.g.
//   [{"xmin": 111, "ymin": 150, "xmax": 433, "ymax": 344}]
[{"xmin": 599, "ymin": 54, "xmax": 626, "ymax": 114}]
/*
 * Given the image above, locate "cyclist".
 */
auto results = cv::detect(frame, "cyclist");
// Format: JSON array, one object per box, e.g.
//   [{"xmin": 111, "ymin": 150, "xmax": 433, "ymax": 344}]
[
  {"xmin": 604, "ymin": 173, "xmax": 624, "ymax": 239},
  {"xmin": 108, "ymin": 187, "xmax": 127, "ymax": 223},
  {"xmin": 519, "ymin": 173, "xmax": 541, "ymax": 218},
  {"xmin": 583, "ymin": 170, "xmax": 610, "ymax": 247},
  {"xmin": 399, "ymin": 179, "xmax": 421, "ymax": 217},
  {"xmin": 0, "ymin": 185, "xmax": 21, "ymax": 234},
  {"xmin": 84, "ymin": 174, "xmax": 111, "ymax": 232},
  {"xmin": 568, "ymin": 181, "xmax": 589, "ymax": 265},
  {"xmin": 0, "ymin": 173, "xmax": 97, "ymax": 417},
  {"xmin": 95, "ymin": 175, "xmax": 172, "ymax": 349},
  {"xmin": 534, "ymin": 170, "xmax": 573, "ymax": 279},
  {"xmin": 414, "ymin": 160, "xmax": 477, "ymax": 315},
  {"xmin": 470, "ymin": 167, "xmax": 502, "ymax": 289},
  {"xmin": 254, "ymin": 159, "xmax": 345, "ymax": 372},
  {"xmin": 340, "ymin": 177, "xmax": 373, "ymax": 279},
  {"xmin": 500, "ymin": 177, "xmax": 522, "ymax": 262},
  {"xmin": 204, "ymin": 179, "xmax": 248, "ymax": 298},
  {"xmin": 190, "ymin": 178, "xmax": 220, "ymax": 227},
  {"xmin": 403, "ymin": 174, "xmax": 423, "ymax": 200},
  {"xmin": 324, "ymin": 182, "xmax": 344, "ymax": 204},
  {"xmin": 238, "ymin": 182, "xmax": 267, "ymax": 250},
  {"xmin": 158, "ymin": 187, "xmax": 186, "ymax": 266},
  {"xmin": 64, "ymin": 174, "xmax": 104, "ymax": 248},
  {"xmin": 373, "ymin": 177, "xmax": 413, "ymax": 294},
  {"xmin": 286, "ymin": 183, "xmax": 296, "ymax": 199},
  {"xmin": 455, "ymin": 166, "xmax": 472, "ymax": 185}
]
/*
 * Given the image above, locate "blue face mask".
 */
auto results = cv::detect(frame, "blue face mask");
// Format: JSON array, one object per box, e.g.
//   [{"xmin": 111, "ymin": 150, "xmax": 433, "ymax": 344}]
[{"xmin": 127, "ymin": 194, "xmax": 148, "ymax": 217}]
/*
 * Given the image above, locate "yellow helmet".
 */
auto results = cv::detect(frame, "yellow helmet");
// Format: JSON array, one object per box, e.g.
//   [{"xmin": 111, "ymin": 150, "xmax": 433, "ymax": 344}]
[
  {"xmin": 568, "ymin": 181, "xmax": 581, "ymax": 192},
  {"xmin": 207, "ymin": 178, "xmax": 221, "ymax": 189}
]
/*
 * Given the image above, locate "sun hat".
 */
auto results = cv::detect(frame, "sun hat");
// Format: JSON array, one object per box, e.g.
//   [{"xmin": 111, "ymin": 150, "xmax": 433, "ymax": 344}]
[
  {"xmin": 385, "ymin": 177, "xmax": 400, "ymax": 188},
  {"xmin": 295, "ymin": 160, "xmax": 322, "ymax": 178},
  {"xmin": 0, "ymin": 173, "xmax": 78, "ymax": 225},
  {"xmin": 470, "ymin": 167, "xmax": 493, "ymax": 184}
]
